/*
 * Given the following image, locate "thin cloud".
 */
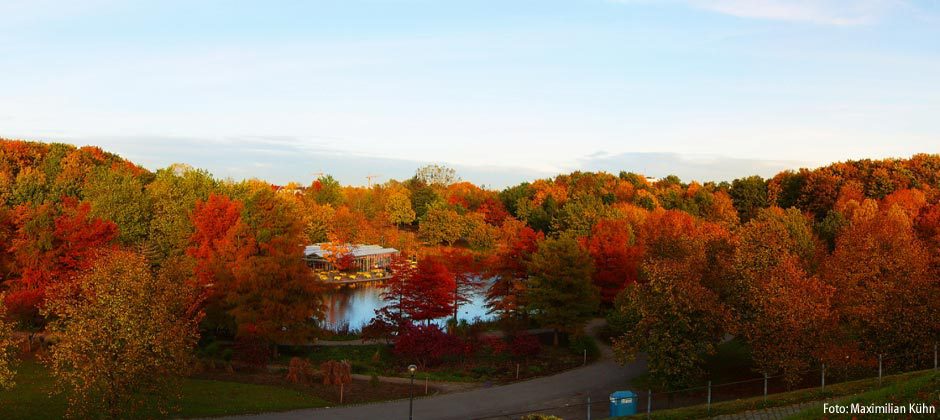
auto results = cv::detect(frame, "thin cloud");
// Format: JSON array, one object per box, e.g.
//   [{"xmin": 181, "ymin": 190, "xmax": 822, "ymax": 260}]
[{"xmin": 613, "ymin": 0, "xmax": 902, "ymax": 25}]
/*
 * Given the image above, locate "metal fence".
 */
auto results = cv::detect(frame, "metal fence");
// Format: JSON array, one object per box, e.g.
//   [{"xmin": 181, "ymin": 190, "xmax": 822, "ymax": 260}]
[{"xmin": 477, "ymin": 344, "xmax": 938, "ymax": 420}]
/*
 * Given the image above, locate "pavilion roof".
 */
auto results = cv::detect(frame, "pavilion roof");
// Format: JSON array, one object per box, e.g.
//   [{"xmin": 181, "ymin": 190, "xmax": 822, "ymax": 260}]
[{"xmin": 303, "ymin": 243, "xmax": 399, "ymax": 259}]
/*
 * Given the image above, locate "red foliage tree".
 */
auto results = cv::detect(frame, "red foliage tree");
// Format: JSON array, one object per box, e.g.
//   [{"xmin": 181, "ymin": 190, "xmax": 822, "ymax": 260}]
[
  {"xmin": 372, "ymin": 254, "xmax": 417, "ymax": 332},
  {"xmin": 188, "ymin": 193, "xmax": 244, "ymax": 291},
  {"xmin": 4, "ymin": 198, "xmax": 117, "ymax": 323},
  {"xmin": 437, "ymin": 247, "xmax": 483, "ymax": 324},
  {"xmin": 407, "ymin": 257, "xmax": 455, "ymax": 324},
  {"xmin": 582, "ymin": 218, "xmax": 642, "ymax": 304},
  {"xmin": 485, "ymin": 220, "xmax": 544, "ymax": 321}
]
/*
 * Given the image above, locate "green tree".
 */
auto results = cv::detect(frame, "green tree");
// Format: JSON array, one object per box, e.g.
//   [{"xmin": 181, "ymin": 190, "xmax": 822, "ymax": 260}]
[
  {"xmin": 146, "ymin": 164, "xmax": 216, "ymax": 263},
  {"xmin": 308, "ymin": 175, "xmax": 343, "ymax": 206},
  {"xmin": 729, "ymin": 175, "xmax": 768, "ymax": 222},
  {"xmin": 83, "ymin": 167, "xmax": 151, "ymax": 244},
  {"xmin": 525, "ymin": 235, "xmax": 598, "ymax": 345},
  {"xmin": 612, "ymin": 261, "xmax": 728, "ymax": 390}
]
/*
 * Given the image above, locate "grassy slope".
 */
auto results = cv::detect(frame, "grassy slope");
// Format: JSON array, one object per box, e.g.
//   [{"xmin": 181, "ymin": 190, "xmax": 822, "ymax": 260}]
[
  {"xmin": 613, "ymin": 370, "xmax": 938, "ymax": 420},
  {"xmin": 785, "ymin": 371, "xmax": 939, "ymax": 419},
  {"xmin": 0, "ymin": 361, "xmax": 328, "ymax": 419}
]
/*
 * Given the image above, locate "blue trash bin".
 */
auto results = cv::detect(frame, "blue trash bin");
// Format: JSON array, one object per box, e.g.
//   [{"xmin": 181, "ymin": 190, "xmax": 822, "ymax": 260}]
[{"xmin": 609, "ymin": 390, "xmax": 638, "ymax": 417}]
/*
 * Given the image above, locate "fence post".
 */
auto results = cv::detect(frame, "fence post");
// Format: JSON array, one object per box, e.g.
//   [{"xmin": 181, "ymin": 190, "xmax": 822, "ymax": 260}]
[
  {"xmin": 706, "ymin": 381, "xmax": 712, "ymax": 413},
  {"xmin": 587, "ymin": 395, "xmax": 591, "ymax": 420},
  {"xmin": 583, "ymin": 349, "xmax": 587, "ymax": 366},
  {"xmin": 878, "ymin": 354, "xmax": 883, "ymax": 386},
  {"xmin": 516, "ymin": 363, "xmax": 520, "ymax": 379},
  {"xmin": 763, "ymin": 373, "xmax": 768, "ymax": 404},
  {"xmin": 934, "ymin": 343, "xmax": 937, "ymax": 372},
  {"xmin": 821, "ymin": 363, "xmax": 826, "ymax": 392},
  {"xmin": 647, "ymin": 389, "xmax": 651, "ymax": 419}
]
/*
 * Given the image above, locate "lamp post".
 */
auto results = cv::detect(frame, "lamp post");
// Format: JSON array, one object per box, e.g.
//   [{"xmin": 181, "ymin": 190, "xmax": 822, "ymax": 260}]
[{"xmin": 408, "ymin": 364, "xmax": 417, "ymax": 420}]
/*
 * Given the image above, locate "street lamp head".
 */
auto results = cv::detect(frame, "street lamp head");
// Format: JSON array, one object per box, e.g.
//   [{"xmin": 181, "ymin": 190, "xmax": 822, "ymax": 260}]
[{"xmin": 408, "ymin": 364, "xmax": 417, "ymax": 375}]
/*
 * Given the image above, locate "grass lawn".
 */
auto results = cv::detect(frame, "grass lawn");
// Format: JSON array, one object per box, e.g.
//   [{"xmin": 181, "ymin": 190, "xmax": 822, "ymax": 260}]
[
  {"xmin": 279, "ymin": 335, "xmax": 600, "ymax": 384},
  {"xmin": 0, "ymin": 360, "xmax": 329, "ymax": 419},
  {"xmin": 785, "ymin": 371, "xmax": 939, "ymax": 419},
  {"xmin": 612, "ymin": 370, "xmax": 938, "ymax": 419}
]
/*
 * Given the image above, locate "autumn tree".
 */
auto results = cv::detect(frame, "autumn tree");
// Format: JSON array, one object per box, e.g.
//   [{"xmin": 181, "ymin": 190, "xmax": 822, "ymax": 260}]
[
  {"xmin": 370, "ymin": 254, "xmax": 417, "ymax": 335},
  {"xmin": 419, "ymin": 204, "xmax": 464, "ymax": 245},
  {"xmin": 437, "ymin": 248, "xmax": 482, "ymax": 324},
  {"xmin": 385, "ymin": 188, "xmax": 416, "ymax": 226},
  {"xmin": 730, "ymin": 206, "xmax": 837, "ymax": 385},
  {"xmin": 581, "ymin": 218, "xmax": 642, "ymax": 305},
  {"xmin": 525, "ymin": 235, "xmax": 598, "ymax": 345},
  {"xmin": 462, "ymin": 212, "xmax": 499, "ymax": 250},
  {"xmin": 612, "ymin": 210, "xmax": 731, "ymax": 389},
  {"xmin": 189, "ymin": 186, "xmax": 325, "ymax": 346},
  {"xmin": 822, "ymin": 203, "xmax": 938, "ymax": 365},
  {"xmin": 0, "ymin": 295, "xmax": 17, "ymax": 390},
  {"xmin": 188, "ymin": 193, "xmax": 243, "ymax": 292},
  {"xmin": 302, "ymin": 202, "xmax": 334, "ymax": 243},
  {"xmin": 406, "ymin": 257, "xmax": 455, "ymax": 324},
  {"xmin": 5, "ymin": 198, "xmax": 117, "ymax": 324},
  {"xmin": 485, "ymin": 220, "xmax": 543, "ymax": 322},
  {"xmin": 42, "ymin": 250, "xmax": 202, "ymax": 419},
  {"xmin": 612, "ymin": 261, "xmax": 729, "ymax": 390},
  {"xmin": 738, "ymin": 258, "xmax": 835, "ymax": 386}
]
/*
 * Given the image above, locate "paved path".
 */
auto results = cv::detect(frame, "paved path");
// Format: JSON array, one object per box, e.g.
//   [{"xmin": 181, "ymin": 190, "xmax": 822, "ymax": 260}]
[
  {"xmin": 220, "ymin": 319, "xmax": 647, "ymax": 420},
  {"xmin": 348, "ymin": 373, "xmax": 477, "ymax": 393}
]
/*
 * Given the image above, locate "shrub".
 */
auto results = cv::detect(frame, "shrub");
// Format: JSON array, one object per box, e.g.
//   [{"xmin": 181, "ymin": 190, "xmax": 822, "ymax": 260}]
[
  {"xmin": 510, "ymin": 333, "xmax": 541, "ymax": 359},
  {"xmin": 480, "ymin": 336, "xmax": 509, "ymax": 357},
  {"xmin": 233, "ymin": 325, "xmax": 271, "ymax": 370},
  {"xmin": 393, "ymin": 324, "xmax": 464, "ymax": 367},
  {"xmin": 286, "ymin": 357, "xmax": 314, "ymax": 384},
  {"xmin": 568, "ymin": 335, "xmax": 599, "ymax": 359}
]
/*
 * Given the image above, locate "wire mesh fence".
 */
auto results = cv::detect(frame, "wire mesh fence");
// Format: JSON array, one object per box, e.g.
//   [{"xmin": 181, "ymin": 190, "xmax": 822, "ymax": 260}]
[{"xmin": 476, "ymin": 344, "xmax": 938, "ymax": 420}]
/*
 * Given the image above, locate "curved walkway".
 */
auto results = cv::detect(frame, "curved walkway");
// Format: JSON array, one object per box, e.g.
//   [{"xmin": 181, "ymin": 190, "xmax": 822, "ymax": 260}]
[{"xmin": 221, "ymin": 319, "xmax": 647, "ymax": 420}]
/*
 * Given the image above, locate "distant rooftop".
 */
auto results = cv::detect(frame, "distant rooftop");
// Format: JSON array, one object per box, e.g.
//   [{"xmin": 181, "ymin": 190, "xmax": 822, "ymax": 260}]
[{"xmin": 303, "ymin": 243, "xmax": 398, "ymax": 259}]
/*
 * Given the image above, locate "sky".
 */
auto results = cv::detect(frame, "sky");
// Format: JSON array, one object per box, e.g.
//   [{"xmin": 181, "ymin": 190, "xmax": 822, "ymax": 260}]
[{"xmin": 1, "ymin": 0, "xmax": 938, "ymax": 188}]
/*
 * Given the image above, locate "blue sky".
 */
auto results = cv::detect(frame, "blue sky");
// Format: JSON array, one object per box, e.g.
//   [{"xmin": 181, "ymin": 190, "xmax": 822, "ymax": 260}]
[{"xmin": 1, "ymin": 0, "xmax": 938, "ymax": 187}]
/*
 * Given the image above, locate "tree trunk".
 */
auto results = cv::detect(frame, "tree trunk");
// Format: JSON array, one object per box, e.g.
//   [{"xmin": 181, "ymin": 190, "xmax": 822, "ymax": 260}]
[{"xmin": 453, "ymin": 286, "xmax": 459, "ymax": 324}]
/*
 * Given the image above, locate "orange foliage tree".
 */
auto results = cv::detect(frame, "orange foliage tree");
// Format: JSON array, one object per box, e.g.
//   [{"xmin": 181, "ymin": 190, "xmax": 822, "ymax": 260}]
[{"xmin": 822, "ymin": 203, "xmax": 938, "ymax": 366}]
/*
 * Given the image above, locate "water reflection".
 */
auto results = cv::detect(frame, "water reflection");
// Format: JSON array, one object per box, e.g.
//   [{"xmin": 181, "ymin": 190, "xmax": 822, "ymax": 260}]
[{"xmin": 321, "ymin": 283, "xmax": 494, "ymax": 331}]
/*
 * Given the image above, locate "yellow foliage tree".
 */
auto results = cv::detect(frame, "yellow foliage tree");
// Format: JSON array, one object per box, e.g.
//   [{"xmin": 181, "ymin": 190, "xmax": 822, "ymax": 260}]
[
  {"xmin": 42, "ymin": 250, "xmax": 203, "ymax": 419},
  {"xmin": 0, "ymin": 294, "xmax": 18, "ymax": 390}
]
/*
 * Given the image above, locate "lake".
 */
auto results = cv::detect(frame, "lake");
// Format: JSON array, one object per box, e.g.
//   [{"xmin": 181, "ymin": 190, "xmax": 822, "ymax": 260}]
[{"xmin": 321, "ymin": 282, "xmax": 494, "ymax": 331}]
